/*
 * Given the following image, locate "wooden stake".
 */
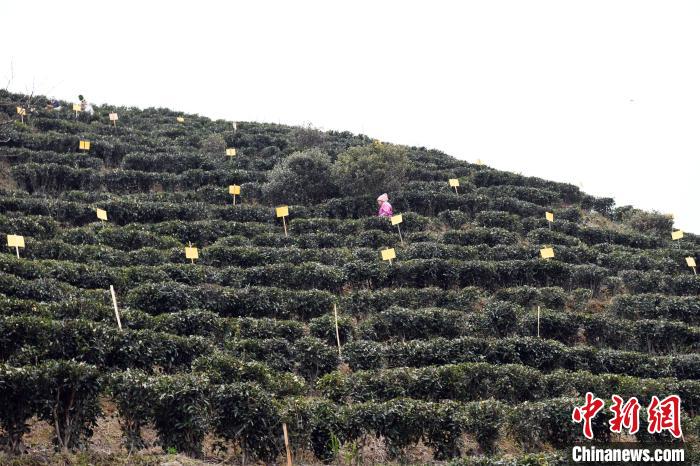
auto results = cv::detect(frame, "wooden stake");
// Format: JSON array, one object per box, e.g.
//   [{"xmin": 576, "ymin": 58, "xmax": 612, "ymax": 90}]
[
  {"xmin": 110, "ymin": 285, "xmax": 123, "ymax": 331},
  {"xmin": 537, "ymin": 306, "xmax": 540, "ymax": 338},
  {"xmin": 14, "ymin": 245, "xmax": 19, "ymax": 259},
  {"xmin": 693, "ymin": 266, "xmax": 697, "ymax": 276},
  {"xmin": 189, "ymin": 241, "xmax": 194, "ymax": 264},
  {"xmin": 388, "ymin": 258, "xmax": 392, "ymax": 266},
  {"xmin": 453, "ymin": 186, "xmax": 458, "ymax": 194},
  {"xmin": 333, "ymin": 304, "xmax": 342, "ymax": 357},
  {"xmin": 396, "ymin": 224, "xmax": 404, "ymax": 245},
  {"xmin": 233, "ymin": 194, "xmax": 236, "ymax": 206},
  {"xmin": 282, "ymin": 423, "xmax": 292, "ymax": 466},
  {"xmin": 282, "ymin": 216, "xmax": 288, "ymax": 237}
]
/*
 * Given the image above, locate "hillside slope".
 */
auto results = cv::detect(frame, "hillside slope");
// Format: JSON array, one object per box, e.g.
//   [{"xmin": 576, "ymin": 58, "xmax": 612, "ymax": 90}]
[{"xmin": 0, "ymin": 90, "xmax": 698, "ymax": 465}]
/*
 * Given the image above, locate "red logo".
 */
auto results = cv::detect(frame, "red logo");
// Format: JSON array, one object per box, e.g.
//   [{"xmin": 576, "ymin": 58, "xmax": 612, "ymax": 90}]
[
  {"xmin": 572, "ymin": 392, "xmax": 605, "ymax": 440},
  {"xmin": 572, "ymin": 393, "xmax": 683, "ymax": 439},
  {"xmin": 609, "ymin": 395, "xmax": 641, "ymax": 435},
  {"xmin": 647, "ymin": 395, "xmax": 683, "ymax": 439}
]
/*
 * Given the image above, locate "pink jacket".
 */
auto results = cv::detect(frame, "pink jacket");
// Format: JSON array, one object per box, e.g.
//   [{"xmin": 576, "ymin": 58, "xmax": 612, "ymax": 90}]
[{"xmin": 378, "ymin": 201, "xmax": 393, "ymax": 217}]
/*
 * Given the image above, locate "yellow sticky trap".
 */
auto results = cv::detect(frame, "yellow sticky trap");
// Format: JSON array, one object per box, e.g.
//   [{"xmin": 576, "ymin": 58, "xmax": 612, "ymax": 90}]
[
  {"xmin": 448, "ymin": 178, "xmax": 460, "ymax": 187},
  {"xmin": 96, "ymin": 208, "xmax": 107, "ymax": 221},
  {"xmin": 79, "ymin": 140, "xmax": 91, "ymax": 151},
  {"xmin": 177, "ymin": 116, "xmax": 185, "ymax": 123},
  {"xmin": 109, "ymin": 113, "xmax": 118, "ymax": 121},
  {"xmin": 545, "ymin": 212, "xmax": 554, "ymax": 222},
  {"xmin": 72, "ymin": 103, "xmax": 82, "ymax": 112},
  {"xmin": 7, "ymin": 234, "xmax": 25, "ymax": 248},
  {"xmin": 540, "ymin": 247, "xmax": 554, "ymax": 259},
  {"xmin": 185, "ymin": 246, "xmax": 199, "ymax": 260},
  {"xmin": 671, "ymin": 230, "xmax": 684, "ymax": 240},
  {"xmin": 229, "ymin": 185, "xmax": 241, "ymax": 195},
  {"xmin": 391, "ymin": 214, "xmax": 403, "ymax": 225},
  {"xmin": 381, "ymin": 248, "xmax": 396, "ymax": 261},
  {"xmin": 226, "ymin": 148, "xmax": 236, "ymax": 156},
  {"xmin": 276, "ymin": 206, "xmax": 289, "ymax": 218},
  {"xmin": 476, "ymin": 159, "xmax": 484, "ymax": 166},
  {"xmin": 16, "ymin": 107, "xmax": 26, "ymax": 116},
  {"xmin": 686, "ymin": 257, "xmax": 696, "ymax": 268}
]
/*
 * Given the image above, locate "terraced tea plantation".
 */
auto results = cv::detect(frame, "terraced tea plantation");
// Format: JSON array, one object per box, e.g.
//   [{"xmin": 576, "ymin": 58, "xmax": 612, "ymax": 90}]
[{"xmin": 0, "ymin": 90, "xmax": 698, "ymax": 464}]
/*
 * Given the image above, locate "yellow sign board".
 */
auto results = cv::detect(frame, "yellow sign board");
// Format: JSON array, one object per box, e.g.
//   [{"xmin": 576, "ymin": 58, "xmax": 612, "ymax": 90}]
[
  {"xmin": 72, "ymin": 103, "xmax": 82, "ymax": 112},
  {"xmin": 276, "ymin": 206, "xmax": 289, "ymax": 218},
  {"xmin": 448, "ymin": 178, "xmax": 460, "ymax": 187},
  {"xmin": 109, "ymin": 113, "xmax": 118, "ymax": 121},
  {"xmin": 177, "ymin": 116, "xmax": 185, "ymax": 123},
  {"xmin": 476, "ymin": 159, "xmax": 484, "ymax": 166},
  {"xmin": 540, "ymin": 247, "xmax": 554, "ymax": 259},
  {"xmin": 16, "ymin": 107, "xmax": 26, "ymax": 116},
  {"xmin": 229, "ymin": 185, "xmax": 241, "ymax": 195},
  {"xmin": 96, "ymin": 208, "xmax": 108, "ymax": 221},
  {"xmin": 7, "ymin": 234, "xmax": 25, "ymax": 248},
  {"xmin": 545, "ymin": 212, "xmax": 554, "ymax": 222},
  {"xmin": 79, "ymin": 140, "xmax": 91, "ymax": 151},
  {"xmin": 226, "ymin": 148, "xmax": 237, "ymax": 156},
  {"xmin": 391, "ymin": 214, "xmax": 403, "ymax": 225},
  {"xmin": 686, "ymin": 257, "xmax": 696, "ymax": 268},
  {"xmin": 381, "ymin": 248, "xmax": 396, "ymax": 261},
  {"xmin": 185, "ymin": 246, "xmax": 199, "ymax": 260},
  {"xmin": 671, "ymin": 230, "xmax": 684, "ymax": 240}
]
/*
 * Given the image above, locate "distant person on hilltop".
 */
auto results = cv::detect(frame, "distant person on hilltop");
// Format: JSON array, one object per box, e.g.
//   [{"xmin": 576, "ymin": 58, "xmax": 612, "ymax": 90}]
[
  {"xmin": 48, "ymin": 99, "xmax": 62, "ymax": 111},
  {"xmin": 377, "ymin": 193, "xmax": 393, "ymax": 217},
  {"xmin": 79, "ymin": 94, "xmax": 95, "ymax": 116}
]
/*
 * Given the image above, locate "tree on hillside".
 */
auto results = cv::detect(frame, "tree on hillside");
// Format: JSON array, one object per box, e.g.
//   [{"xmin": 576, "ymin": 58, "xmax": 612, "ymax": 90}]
[
  {"xmin": 262, "ymin": 148, "xmax": 338, "ymax": 204},
  {"xmin": 331, "ymin": 141, "xmax": 411, "ymax": 197}
]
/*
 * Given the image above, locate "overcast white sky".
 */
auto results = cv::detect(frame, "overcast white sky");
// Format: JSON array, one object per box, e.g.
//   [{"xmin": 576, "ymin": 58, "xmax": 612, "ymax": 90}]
[{"xmin": 2, "ymin": 1, "xmax": 698, "ymax": 232}]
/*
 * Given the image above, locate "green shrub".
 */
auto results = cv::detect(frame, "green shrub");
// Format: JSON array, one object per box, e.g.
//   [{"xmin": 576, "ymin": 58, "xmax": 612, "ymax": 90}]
[
  {"xmin": 35, "ymin": 361, "xmax": 102, "ymax": 452},
  {"xmin": 262, "ymin": 148, "xmax": 337, "ymax": 204},
  {"xmin": 309, "ymin": 313, "xmax": 354, "ymax": 345},
  {"xmin": 292, "ymin": 336, "xmax": 339, "ymax": 381},
  {"xmin": 107, "ymin": 369, "xmax": 152, "ymax": 452},
  {"xmin": 331, "ymin": 142, "xmax": 411, "ymax": 197},
  {"xmin": 462, "ymin": 400, "xmax": 504, "ymax": 454},
  {"xmin": 0, "ymin": 364, "xmax": 40, "ymax": 454},
  {"xmin": 149, "ymin": 373, "xmax": 210, "ymax": 457},
  {"xmin": 211, "ymin": 382, "xmax": 282, "ymax": 463}
]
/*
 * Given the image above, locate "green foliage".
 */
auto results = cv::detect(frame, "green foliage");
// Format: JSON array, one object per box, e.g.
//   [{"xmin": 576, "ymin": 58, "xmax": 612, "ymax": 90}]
[
  {"xmin": 462, "ymin": 400, "xmax": 504, "ymax": 453},
  {"xmin": 35, "ymin": 361, "xmax": 103, "ymax": 451},
  {"xmin": 331, "ymin": 142, "xmax": 411, "ymax": 197},
  {"xmin": 149, "ymin": 373, "xmax": 210, "ymax": 457},
  {"xmin": 211, "ymin": 382, "xmax": 282, "ymax": 463},
  {"xmin": 107, "ymin": 370, "xmax": 152, "ymax": 452},
  {"xmin": 262, "ymin": 148, "xmax": 337, "ymax": 204},
  {"xmin": 0, "ymin": 365, "xmax": 40, "ymax": 454}
]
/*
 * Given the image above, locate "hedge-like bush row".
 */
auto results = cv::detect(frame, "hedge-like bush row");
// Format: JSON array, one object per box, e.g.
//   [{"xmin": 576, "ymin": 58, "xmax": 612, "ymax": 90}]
[
  {"xmin": 0, "ymin": 357, "xmax": 621, "ymax": 461},
  {"xmin": 350, "ymin": 303, "xmax": 698, "ymax": 354},
  {"xmin": 0, "ymin": 315, "xmax": 212, "ymax": 371},
  {"xmin": 4, "ymin": 357, "xmax": 690, "ymax": 461},
  {"xmin": 226, "ymin": 336, "xmax": 338, "ymax": 380},
  {"xmin": 12, "ymin": 162, "xmax": 268, "ymax": 194},
  {"xmin": 343, "ymin": 336, "xmax": 700, "ymax": 380},
  {"xmin": 610, "ymin": 293, "xmax": 700, "ymax": 325},
  {"xmin": 618, "ymin": 270, "xmax": 700, "ymax": 296},
  {"xmin": 318, "ymin": 361, "xmax": 700, "ymax": 414},
  {"xmin": 1, "ymin": 249, "xmax": 623, "ymax": 298},
  {"xmin": 125, "ymin": 282, "xmax": 334, "ymax": 319}
]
